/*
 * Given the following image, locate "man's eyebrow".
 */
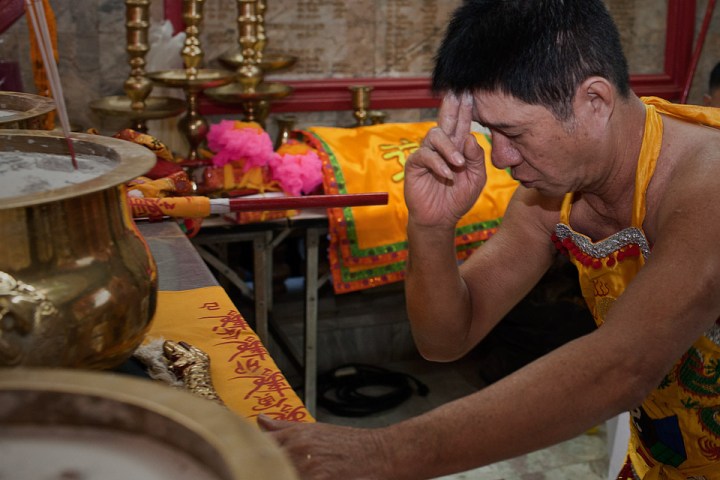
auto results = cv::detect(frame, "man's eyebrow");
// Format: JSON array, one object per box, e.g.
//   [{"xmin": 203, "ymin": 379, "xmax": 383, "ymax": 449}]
[
  {"xmin": 475, "ymin": 118, "xmax": 518, "ymax": 131},
  {"xmin": 472, "ymin": 110, "xmax": 518, "ymax": 130}
]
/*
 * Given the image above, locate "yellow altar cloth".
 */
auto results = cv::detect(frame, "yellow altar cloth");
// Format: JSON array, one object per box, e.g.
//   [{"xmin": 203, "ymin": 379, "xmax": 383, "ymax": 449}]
[
  {"xmin": 300, "ymin": 122, "xmax": 518, "ymax": 293},
  {"xmin": 146, "ymin": 286, "xmax": 313, "ymax": 423}
]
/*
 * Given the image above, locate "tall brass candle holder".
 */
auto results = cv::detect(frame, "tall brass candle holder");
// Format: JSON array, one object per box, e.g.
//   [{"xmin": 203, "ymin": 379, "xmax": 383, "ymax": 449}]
[
  {"xmin": 273, "ymin": 114, "xmax": 296, "ymax": 149},
  {"xmin": 217, "ymin": 0, "xmax": 297, "ymax": 75},
  {"xmin": 90, "ymin": 0, "xmax": 186, "ymax": 133},
  {"xmin": 350, "ymin": 85, "xmax": 373, "ymax": 127},
  {"xmin": 146, "ymin": 0, "xmax": 234, "ymax": 161},
  {"xmin": 205, "ymin": 0, "xmax": 293, "ymax": 128}
]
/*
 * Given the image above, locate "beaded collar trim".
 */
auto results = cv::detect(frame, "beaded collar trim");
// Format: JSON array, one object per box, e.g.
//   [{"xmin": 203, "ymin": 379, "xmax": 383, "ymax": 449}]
[
  {"xmin": 555, "ymin": 223, "xmax": 720, "ymax": 347},
  {"xmin": 705, "ymin": 324, "xmax": 720, "ymax": 347},
  {"xmin": 554, "ymin": 223, "xmax": 651, "ymax": 259}
]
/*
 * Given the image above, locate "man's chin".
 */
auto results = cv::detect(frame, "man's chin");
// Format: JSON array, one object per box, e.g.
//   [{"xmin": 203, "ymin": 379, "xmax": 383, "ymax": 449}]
[{"xmin": 522, "ymin": 183, "xmax": 567, "ymax": 197}]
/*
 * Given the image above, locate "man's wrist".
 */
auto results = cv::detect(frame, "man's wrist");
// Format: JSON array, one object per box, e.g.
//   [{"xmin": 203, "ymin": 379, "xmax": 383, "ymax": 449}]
[{"xmin": 407, "ymin": 217, "xmax": 457, "ymax": 240}]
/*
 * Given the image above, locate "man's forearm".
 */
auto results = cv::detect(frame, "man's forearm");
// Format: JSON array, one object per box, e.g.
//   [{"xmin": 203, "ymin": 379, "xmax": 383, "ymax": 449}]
[
  {"xmin": 378, "ymin": 328, "xmax": 648, "ymax": 480},
  {"xmin": 405, "ymin": 219, "xmax": 475, "ymax": 360}
]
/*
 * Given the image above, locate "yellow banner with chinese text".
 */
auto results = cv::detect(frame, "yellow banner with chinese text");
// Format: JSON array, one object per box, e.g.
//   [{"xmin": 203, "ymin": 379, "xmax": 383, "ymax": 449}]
[{"xmin": 146, "ymin": 287, "xmax": 312, "ymax": 423}]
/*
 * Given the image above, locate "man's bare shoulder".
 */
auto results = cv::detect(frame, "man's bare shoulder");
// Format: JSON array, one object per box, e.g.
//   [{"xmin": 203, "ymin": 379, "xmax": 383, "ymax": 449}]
[
  {"xmin": 662, "ymin": 120, "xmax": 720, "ymax": 191},
  {"xmin": 661, "ymin": 115, "xmax": 720, "ymax": 167},
  {"xmin": 652, "ymin": 119, "xmax": 720, "ymax": 238}
]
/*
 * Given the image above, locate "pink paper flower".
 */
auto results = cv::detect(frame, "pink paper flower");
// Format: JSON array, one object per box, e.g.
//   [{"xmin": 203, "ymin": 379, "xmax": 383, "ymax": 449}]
[
  {"xmin": 207, "ymin": 120, "xmax": 276, "ymax": 170},
  {"xmin": 270, "ymin": 141, "xmax": 323, "ymax": 196}
]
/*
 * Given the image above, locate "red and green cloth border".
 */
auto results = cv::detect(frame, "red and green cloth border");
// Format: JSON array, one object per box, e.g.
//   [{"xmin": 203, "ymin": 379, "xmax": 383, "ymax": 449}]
[{"xmin": 298, "ymin": 130, "xmax": 504, "ymax": 294}]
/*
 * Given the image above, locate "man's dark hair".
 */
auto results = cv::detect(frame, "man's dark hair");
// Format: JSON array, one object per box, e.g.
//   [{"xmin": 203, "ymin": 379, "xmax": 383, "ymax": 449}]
[
  {"xmin": 709, "ymin": 62, "xmax": 720, "ymax": 93},
  {"xmin": 432, "ymin": 0, "xmax": 631, "ymax": 120}
]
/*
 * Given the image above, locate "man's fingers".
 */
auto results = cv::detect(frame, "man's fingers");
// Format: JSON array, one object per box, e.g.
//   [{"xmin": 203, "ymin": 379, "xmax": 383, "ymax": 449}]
[
  {"xmin": 430, "ymin": 153, "xmax": 455, "ymax": 181},
  {"xmin": 436, "ymin": 91, "xmax": 475, "ymax": 153},
  {"xmin": 424, "ymin": 127, "xmax": 466, "ymax": 168},
  {"xmin": 456, "ymin": 92, "xmax": 474, "ymax": 138},
  {"xmin": 408, "ymin": 143, "xmax": 456, "ymax": 181},
  {"xmin": 463, "ymin": 133, "xmax": 485, "ymax": 165},
  {"xmin": 437, "ymin": 92, "xmax": 461, "ymax": 135},
  {"xmin": 257, "ymin": 413, "xmax": 293, "ymax": 432}
]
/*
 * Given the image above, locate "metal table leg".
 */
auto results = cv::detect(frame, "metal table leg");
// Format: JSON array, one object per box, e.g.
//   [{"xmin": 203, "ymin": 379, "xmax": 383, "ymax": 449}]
[
  {"xmin": 252, "ymin": 230, "xmax": 273, "ymax": 344},
  {"xmin": 303, "ymin": 227, "xmax": 322, "ymax": 416},
  {"xmin": 193, "ymin": 244, "xmax": 254, "ymax": 299}
]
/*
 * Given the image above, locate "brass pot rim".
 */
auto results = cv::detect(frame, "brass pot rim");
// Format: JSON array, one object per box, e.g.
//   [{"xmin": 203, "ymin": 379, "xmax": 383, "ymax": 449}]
[
  {"xmin": 0, "ymin": 368, "xmax": 299, "ymax": 480},
  {"xmin": 0, "ymin": 91, "xmax": 56, "ymax": 126},
  {"xmin": 0, "ymin": 129, "xmax": 156, "ymax": 209}
]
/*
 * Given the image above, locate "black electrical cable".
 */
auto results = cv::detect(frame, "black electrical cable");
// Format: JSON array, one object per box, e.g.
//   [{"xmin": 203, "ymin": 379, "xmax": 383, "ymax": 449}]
[{"xmin": 317, "ymin": 363, "xmax": 430, "ymax": 417}]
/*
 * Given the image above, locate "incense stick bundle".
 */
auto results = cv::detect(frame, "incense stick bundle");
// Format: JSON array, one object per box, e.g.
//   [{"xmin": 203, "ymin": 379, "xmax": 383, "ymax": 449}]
[{"xmin": 25, "ymin": 0, "xmax": 77, "ymax": 169}]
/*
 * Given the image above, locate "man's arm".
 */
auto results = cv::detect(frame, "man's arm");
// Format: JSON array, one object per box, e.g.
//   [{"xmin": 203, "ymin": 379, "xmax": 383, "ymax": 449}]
[
  {"xmin": 405, "ymin": 187, "xmax": 560, "ymax": 361},
  {"xmin": 403, "ymin": 91, "xmax": 560, "ymax": 361}
]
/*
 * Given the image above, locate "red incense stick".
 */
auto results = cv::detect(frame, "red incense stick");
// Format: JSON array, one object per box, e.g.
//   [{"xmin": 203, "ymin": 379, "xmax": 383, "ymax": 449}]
[{"xmin": 215, "ymin": 192, "xmax": 389, "ymax": 213}]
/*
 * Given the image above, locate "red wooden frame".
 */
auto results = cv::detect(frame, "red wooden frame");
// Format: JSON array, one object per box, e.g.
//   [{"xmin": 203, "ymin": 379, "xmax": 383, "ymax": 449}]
[
  {"xmin": 0, "ymin": 0, "xmax": 25, "ymax": 35},
  {"xmin": 164, "ymin": 0, "xmax": 695, "ymax": 114}
]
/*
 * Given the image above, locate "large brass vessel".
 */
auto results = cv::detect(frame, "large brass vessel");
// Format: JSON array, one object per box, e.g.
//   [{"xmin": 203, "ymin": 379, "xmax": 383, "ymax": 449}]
[
  {"xmin": 0, "ymin": 91, "xmax": 55, "ymax": 129},
  {"xmin": 0, "ymin": 130, "xmax": 157, "ymax": 368},
  {"xmin": 0, "ymin": 368, "xmax": 300, "ymax": 479}
]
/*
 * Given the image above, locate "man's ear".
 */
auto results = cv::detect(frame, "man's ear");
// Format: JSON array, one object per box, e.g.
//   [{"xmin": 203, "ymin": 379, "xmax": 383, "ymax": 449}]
[{"xmin": 574, "ymin": 76, "xmax": 614, "ymax": 124}]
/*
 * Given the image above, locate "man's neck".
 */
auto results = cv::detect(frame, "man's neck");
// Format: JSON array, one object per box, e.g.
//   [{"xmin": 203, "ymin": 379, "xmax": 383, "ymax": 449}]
[{"xmin": 578, "ymin": 95, "xmax": 648, "ymax": 230}]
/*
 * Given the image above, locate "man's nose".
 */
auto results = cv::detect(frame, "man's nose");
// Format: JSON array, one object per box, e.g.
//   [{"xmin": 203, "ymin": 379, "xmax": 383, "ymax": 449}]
[{"xmin": 490, "ymin": 134, "xmax": 522, "ymax": 169}]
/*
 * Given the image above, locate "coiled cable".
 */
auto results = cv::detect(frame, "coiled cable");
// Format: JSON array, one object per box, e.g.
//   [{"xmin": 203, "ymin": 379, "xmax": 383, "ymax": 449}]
[{"xmin": 317, "ymin": 363, "xmax": 430, "ymax": 417}]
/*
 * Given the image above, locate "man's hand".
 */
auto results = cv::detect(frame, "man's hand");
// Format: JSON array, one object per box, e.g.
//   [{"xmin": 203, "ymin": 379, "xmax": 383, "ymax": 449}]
[
  {"xmin": 404, "ymin": 92, "xmax": 487, "ymax": 229},
  {"xmin": 258, "ymin": 415, "xmax": 393, "ymax": 480}
]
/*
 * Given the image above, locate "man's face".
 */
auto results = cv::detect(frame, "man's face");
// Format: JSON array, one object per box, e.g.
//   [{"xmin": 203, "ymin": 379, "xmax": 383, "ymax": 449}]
[
  {"xmin": 472, "ymin": 90, "xmax": 593, "ymax": 197},
  {"xmin": 704, "ymin": 88, "xmax": 720, "ymax": 108}
]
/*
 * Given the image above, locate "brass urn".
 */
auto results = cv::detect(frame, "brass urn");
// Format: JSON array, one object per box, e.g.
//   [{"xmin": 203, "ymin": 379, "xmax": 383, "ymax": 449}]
[
  {"xmin": 0, "ymin": 130, "xmax": 157, "ymax": 369},
  {"xmin": 0, "ymin": 91, "xmax": 55, "ymax": 129}
]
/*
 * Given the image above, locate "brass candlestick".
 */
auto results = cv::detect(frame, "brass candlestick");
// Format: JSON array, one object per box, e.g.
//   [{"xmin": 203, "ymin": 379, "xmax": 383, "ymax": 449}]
[
  {"xmin": 124, "ymin": 0, "xmax": 153, "ymax": 109},
  {"xmin": 205, "ymin": 0, "xmax": 293, "ymax": 127},
  {"xmin": 350, "ymin": 85, "xmax": 373, "ymax": 126},
  {"xmin": 218, "ymin": 0, "xmax": 298, "ymax": 74},
  {"xmin": 90, "ymin": 0, "xmax": 186, "ymax": 133},
  {"xmin": 255, "ymin": 0, "xmax": 267, "ymax": 74},
  {"xmin": 218, "ymin": 50, "xmax": 297, "ymax": 73},
  {"xmin": 147, "ymin": 0, "xmax": 234, "ymax": 161},
  {"xmin": 236, "ymin": 0, "xmax": 262, "ymax": 93},
  {"xmin": 273, "ymin": 114, "xmax": 296, "ymax": 149}
]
